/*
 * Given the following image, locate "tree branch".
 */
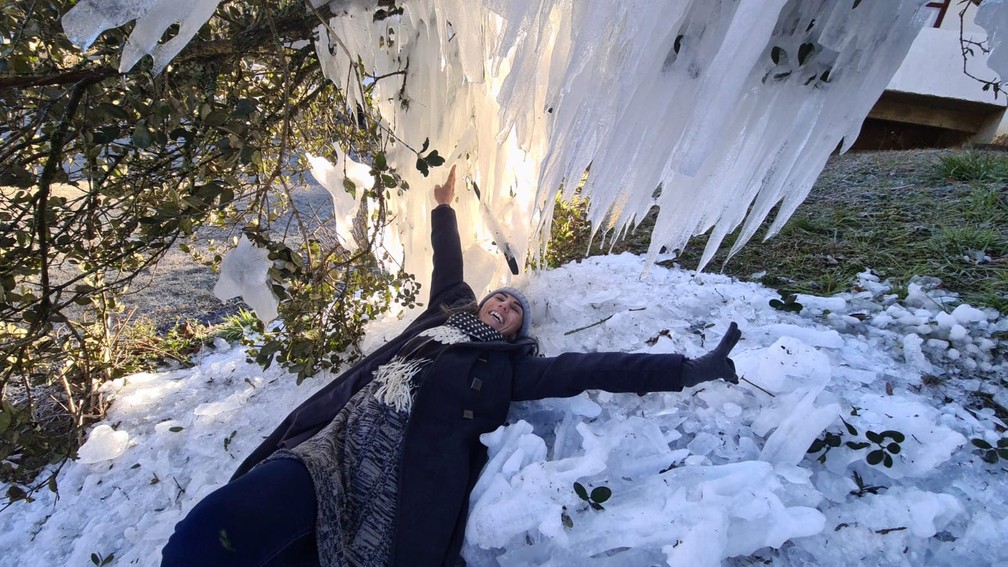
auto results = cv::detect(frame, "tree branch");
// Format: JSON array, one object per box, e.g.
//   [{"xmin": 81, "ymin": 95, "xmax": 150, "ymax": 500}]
[
  {"xmin": 35, "ymin": 79, "xmax": 91, "ymax": 321},
  {"xmin": 0, "ymin": 67, "xmax": 118, "ymax": 91}
]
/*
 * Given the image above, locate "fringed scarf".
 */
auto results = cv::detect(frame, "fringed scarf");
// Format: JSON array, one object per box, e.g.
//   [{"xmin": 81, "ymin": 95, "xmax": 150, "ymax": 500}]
[{"xmin": 373, "ymin": 311, "xmax": 505, "ymax": 412}]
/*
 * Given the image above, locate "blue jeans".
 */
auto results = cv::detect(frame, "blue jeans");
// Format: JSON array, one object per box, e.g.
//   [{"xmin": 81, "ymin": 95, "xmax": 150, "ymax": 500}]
[{"xmin": 161, "ymin": 458, "xmax": 319, "ymax": 566}]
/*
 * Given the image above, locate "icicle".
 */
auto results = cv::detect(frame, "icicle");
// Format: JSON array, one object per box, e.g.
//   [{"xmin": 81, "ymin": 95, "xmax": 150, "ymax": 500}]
[
  {"xmin": 213, "ymin": 235, "xmax": 279, "ymax": 323},
  {"xmin": 976, "ymin": 0, "xmax": 1008, "ymax": 82},
  {"xmin": 63, "ymin": 0, "xmax": 947, "ymax": 293}
]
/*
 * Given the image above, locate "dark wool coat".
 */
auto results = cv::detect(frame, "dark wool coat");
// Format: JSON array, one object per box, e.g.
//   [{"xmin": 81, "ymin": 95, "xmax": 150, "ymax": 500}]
[{"xmin": 232, "ymin": 205, "xmax": 689, "ymax": 566}]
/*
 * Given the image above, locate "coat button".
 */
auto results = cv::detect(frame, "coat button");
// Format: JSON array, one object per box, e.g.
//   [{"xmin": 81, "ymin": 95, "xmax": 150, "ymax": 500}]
[
  {"xmin": 462, "ymin": 409, "xmax": 474, "ymax": 419},
  {"xmin": 470, "ymin": 377, "xmax": 483, "ymax": 391}
]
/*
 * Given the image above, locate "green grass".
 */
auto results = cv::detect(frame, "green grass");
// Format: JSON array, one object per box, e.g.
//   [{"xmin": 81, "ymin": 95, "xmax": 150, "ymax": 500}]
[
  {"xmin": 216, "ymin": 308, "xmax": 262, "ymax": 341},
  {"xmin": 936, "ymin": 151, "xmax": 1008, "ymax": 182},
  {"xmin": 546, "ymin": 150, "xmax": 1008, "ymax": 313}
]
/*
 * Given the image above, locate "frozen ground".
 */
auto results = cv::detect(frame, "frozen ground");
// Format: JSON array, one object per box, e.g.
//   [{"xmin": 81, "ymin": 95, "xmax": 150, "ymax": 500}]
[{"xmin": 2, "ymin": 253, "xmax": 1006, "ymax": 566}]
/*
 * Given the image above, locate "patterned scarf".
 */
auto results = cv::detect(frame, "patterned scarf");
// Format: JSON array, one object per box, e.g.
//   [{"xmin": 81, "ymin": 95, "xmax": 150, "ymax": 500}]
[{"xmin": 372, "ymin": 311, "xmax": 504, "ymax": 411}]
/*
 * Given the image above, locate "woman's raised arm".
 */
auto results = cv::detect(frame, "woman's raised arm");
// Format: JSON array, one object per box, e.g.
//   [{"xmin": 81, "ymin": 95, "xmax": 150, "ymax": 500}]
[
  {"xmin": 429, "ymin": 165, "xmax": 465, "ymax": 302},
  {"xmin": 434, "ymin": 164, "xmax": 456, "ymax": 206}
]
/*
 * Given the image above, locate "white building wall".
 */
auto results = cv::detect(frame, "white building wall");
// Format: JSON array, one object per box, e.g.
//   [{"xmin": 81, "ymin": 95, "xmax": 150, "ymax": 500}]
[{"xmin": 885, "ymin": 1, "xmax": 1008, "ymax": 141}]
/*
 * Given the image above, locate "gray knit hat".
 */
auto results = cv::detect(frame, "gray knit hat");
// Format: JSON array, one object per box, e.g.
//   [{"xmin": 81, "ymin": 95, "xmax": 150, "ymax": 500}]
[{"xmin": 479, "ymin": 287, "xmax": 532, "ymax": 337}]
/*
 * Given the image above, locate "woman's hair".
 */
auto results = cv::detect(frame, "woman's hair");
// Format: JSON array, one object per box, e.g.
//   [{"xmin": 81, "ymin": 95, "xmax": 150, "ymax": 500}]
[{"xmin": 442, "ymin": 300, "xmax": 479, "ymax": 317}]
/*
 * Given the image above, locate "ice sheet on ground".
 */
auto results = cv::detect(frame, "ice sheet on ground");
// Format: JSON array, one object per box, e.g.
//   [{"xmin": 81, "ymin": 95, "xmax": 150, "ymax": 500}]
[{"xmin": 3, "ymin": 255, "xmax": 1008, "ymax": 566}]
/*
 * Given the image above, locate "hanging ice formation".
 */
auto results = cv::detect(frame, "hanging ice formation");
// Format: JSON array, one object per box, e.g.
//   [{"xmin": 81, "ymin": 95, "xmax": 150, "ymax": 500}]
[
  {"xmin": 62, "ymin": 0, "xmax": 1005, "ymax": 300},
  {"xmin": 978, "ymin": 0, "xmax": 1008, "ymax": 83}
]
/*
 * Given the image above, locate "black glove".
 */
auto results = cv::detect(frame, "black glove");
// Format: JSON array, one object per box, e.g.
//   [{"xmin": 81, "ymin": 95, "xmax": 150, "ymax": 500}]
[{"xmin": 681, "ymin": 322, "xmax": 741, "ymax": 387}]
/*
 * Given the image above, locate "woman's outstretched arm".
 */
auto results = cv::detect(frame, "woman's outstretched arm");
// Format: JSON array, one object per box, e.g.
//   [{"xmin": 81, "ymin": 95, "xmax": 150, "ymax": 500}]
[
  {"xmin": 511, "ymin": 323, "xmax": 741, "ymax": 401},
  {"xmin": 429, "ymin": 165, "xmax": 464, "ymax": 302}
]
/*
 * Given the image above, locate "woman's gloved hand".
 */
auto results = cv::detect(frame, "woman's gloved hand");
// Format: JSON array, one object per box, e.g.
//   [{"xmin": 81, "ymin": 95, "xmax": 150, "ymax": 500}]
[{"xmin": 681, "ymin": 322, "xmax": 741, "ymax": 387}]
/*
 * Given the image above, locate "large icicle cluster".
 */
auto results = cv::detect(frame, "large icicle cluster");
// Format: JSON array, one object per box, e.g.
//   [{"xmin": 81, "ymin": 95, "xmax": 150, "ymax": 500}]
[{"xmin": 62, "ymin": 1, "xmax": 1000, "ymax": 293}]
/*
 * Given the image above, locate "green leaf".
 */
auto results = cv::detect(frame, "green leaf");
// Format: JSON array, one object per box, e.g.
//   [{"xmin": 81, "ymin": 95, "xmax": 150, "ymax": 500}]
[
  {"xmin": 784, "ymin": 301, "xmax": 803, "ymax": 313},
  {"xmin": 852, "ymin": 0, "xmax": 862, "ymax": 8},
  {"xmin": 168, "ymin": 426, "xmax": 184, "ymax": 432},
  {"xmin": 846, "ymin": 441, "xmax": 870, "ymax": 450},
  {"xmin": 866, "ymin": 449, "xmax": 884, "ymax": 465},
  {"xmin": 204, "ymin": 109, "xmax": 229, "ymax": 127},
  {"xmin": 842, "ymin": 419, "xmax": 858, "ymax": 436},
  {"xmin": 998, "ymin": 438, "xmax": 1008, "ymax": 448},
  {"xmin": 983, "ymin": 451, "xmax": 999, "ymax": 464},
  {"xmin": 997, "ymin": 448, "xmax": 1008, "ymax": 460},
  {"xmin": 573, "ymin": 482, "xmax": 588, "ymax": 501},
  {"xmin": 91, "ymin": 126, "xmax": 119, "ymax": 144},
  {"xmin": 420, "ymin": 137, "xmax": 430, "ymax": 153},
  {"xmin": 97, "ymin": 102, "xmax": 130, "ymax": 121},
  {"xmin": 91, "ymin": 553, "xmax": 101, "ymax": 566},
  {"xmin": 382, "ymin": 174, "xmax": 397, "ymax": 188},
  {"xmin": 881, "ymin": 430, "xmax": 905, "ymax": 443},
  {"xmin": 886, "ymin": 442, "xmax": 901, "ymax": 455},
  {"xmin": 972, "ymin": 438, "xmax": 994, "ymax": 450},
  {"xmin": 7, "ymin": 484, "xmax": 28, "ymax": 502},
  {"xmin": 590, "ymin": 486, "xmax": 612, "ymax": 503},
  {"xmin": 233, "ymin": 98, "xmax": 256, "ymax": 117},
  {"xmin": 132, "ymin": 120, "xmax": 153, "ymax": 149},
  {"xmin": 808, "ymin": 439, "xmax": 824, "ymax": 453},
  {"xmin": 416, "ymin": 157, "xmax": 430, "ymax": 177},
  {"xmin": 589, "ymin": 501, "xmax": 604, "ymax": 511},
  {"xmin": 425, "ymin": 150, "xmax": 445, "ymax": 167},
  {"xmin": 771, "ymin": 46, "xmax": 783, "ymax": 65},
  {"xmin": 866, "ymin": 430, "xmax": 883, "ymax": 444},
  {"xmin": 883, "ymin": 453, "xmax": 893, "ymax": 468},
  {"xmin": 47, "ymin": 475, "xmax": 58, "ymax": 494},
  {"xmin": 374, "ymin": 152, "xmax": 388, "ymax": 171}
]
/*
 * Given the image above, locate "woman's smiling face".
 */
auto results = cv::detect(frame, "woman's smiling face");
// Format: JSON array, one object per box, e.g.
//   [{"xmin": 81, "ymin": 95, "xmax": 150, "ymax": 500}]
[{"xmin": 478, "ymin": 292, "xmax": 524, "ymax": 338}]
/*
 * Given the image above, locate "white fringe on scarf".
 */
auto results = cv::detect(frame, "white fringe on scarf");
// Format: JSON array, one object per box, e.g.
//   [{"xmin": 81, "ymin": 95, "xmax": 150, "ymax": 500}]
[{"xmin": 372, "ymin": 357, "xmax": 427, "ymax": 412}]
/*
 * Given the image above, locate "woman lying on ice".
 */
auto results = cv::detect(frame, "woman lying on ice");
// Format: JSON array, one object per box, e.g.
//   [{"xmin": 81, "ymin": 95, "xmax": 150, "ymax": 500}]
[{"xmin": 161, "ymin": 164, "xmax": 743, "ymax": 567}]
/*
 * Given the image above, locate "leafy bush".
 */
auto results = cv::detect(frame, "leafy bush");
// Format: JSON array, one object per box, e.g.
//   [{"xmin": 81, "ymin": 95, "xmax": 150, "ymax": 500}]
[{"xmin": 0, "ymin": 0, "xmax": 441, "ymax": 494}]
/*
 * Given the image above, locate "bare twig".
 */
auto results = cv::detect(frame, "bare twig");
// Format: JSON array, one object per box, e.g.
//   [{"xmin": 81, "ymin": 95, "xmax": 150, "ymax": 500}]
[
  {"xmin": 564, "ymin": 314, "xmax": 614, "ymax": 335},
  {"xmin": 959, "ymin": 3, "xmax": 1002, "ymax": 97},
  {"xmin": 740, "ymin": 375, "xmax": 775, "ymax": 397}
]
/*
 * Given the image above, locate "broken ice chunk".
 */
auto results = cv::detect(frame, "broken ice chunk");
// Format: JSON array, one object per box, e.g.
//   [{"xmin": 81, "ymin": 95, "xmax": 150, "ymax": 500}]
[
  {"xmin": 77, "ymin": 424, "xmax": 130, "ymax": 463},
  {"xmin": 213, "ymin": 235, "xmax": 278, "ymax": 323}
]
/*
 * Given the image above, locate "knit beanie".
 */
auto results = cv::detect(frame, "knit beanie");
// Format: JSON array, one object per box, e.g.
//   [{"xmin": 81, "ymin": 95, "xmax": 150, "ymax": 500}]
[{"xmin": 479, "ymin": 287, "xmax": 532, "ymax": 337}]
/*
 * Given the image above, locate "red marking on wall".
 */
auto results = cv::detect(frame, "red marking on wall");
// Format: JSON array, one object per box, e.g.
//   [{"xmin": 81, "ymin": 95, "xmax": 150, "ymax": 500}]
[{"xmin": 926, "ymin": 0, "xmax": 951, "ymax": 29}]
